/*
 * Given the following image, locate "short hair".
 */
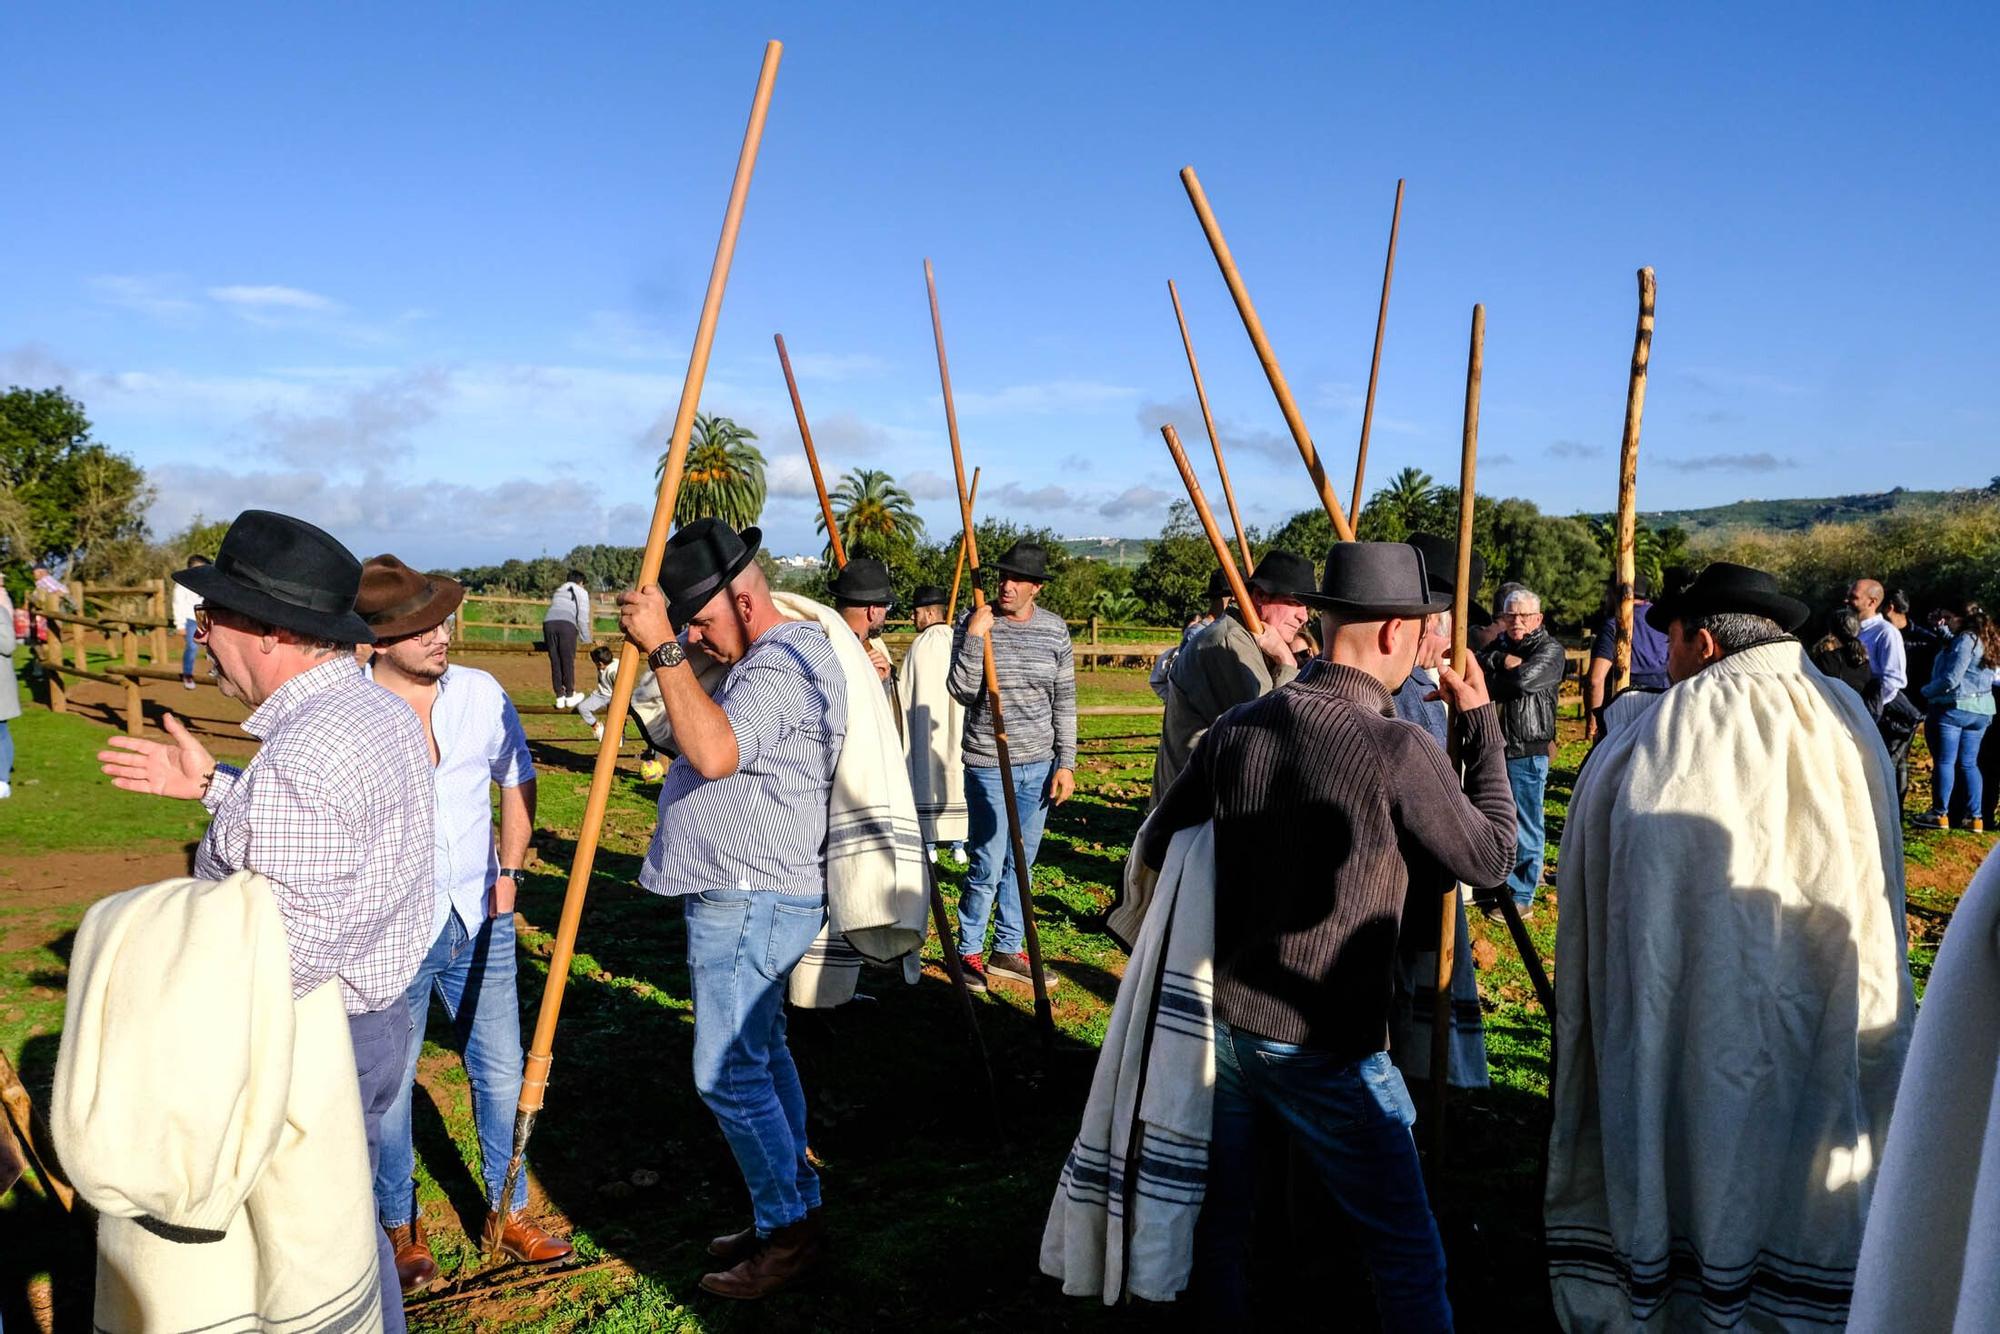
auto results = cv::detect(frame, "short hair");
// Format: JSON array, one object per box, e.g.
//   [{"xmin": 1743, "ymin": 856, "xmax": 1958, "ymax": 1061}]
[
  {"xmin": 567, "ymin": 568, "xmax": 587, "ymax": 584},
  {"xmin": 590, "ymin": 645, "xmax": 614, "ymax": 665},
  {"xmin": 1501, "ymin": 587, "xmax": 1542, "ymax": 614},
  {"xmin": 1684, "ymin": 611, "xmax": 1785, "ymax": 655},
  {"xmin": 185, "ymin": 554, "xmax": 211, "ymax": 568},
  {"xmin": 1886, "ymin": 587, "xmax": 1911, "ymax": 616}
]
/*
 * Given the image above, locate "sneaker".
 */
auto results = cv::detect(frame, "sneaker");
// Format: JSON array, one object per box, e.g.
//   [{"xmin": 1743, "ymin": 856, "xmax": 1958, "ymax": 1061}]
[
  {"xmin": 1966, "ymin": 818, "xmax": 1988, "ymax": 834},
  {"xmin": 958, "ymin": 953, "xmax": 988, "ymax": 992},
  {"xmin": 1914, "ymin": 810, "xmax": 1949, "ymax": 830},
  {"xmin": 181, "ymin": 676, "xmax": 197, "ymax": 690},
  {"xmin": 988, "ymin": 951, "xmax": 1056, "ymax": 989},
  {"xmin": 0, "ymin": 782, "xmax": 10, "ymax": 800},
  {"xmin": 591, "ymin": 721, "xmax": 605, "ymax": 742}
]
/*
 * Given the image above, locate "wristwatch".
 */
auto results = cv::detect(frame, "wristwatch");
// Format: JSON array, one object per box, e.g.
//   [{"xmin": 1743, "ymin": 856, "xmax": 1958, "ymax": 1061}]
[
  {"xmin": 496, "ymin": 867, "xmax": 526, "ymax": 885},
  {"xmin": 648, "ymin": 639, "xmax": 688, "ymax": 671}
]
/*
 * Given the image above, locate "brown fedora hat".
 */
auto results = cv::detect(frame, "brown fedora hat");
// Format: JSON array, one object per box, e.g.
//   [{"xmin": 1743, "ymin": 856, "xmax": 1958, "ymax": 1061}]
[{"xmin": 355, "ymin": 555, "xmax": 465, "ymax": 639}]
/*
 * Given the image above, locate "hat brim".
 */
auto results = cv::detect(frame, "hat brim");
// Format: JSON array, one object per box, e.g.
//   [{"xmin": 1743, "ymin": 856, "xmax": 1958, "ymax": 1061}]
[
  {"xmin": 1245, "ymin": 576, "xmax": 1315, "ymax": 602},
  {"xmin": 991, "ymin": 561, "xmax": 1047, "ymax": 583},
  {"xmin": 174, "ymin": 563, "xmax": 376, "ymax": 644},
  {"xmin": 365, "ymin": 578, "xmax": 466, "ymax": 640},
  {"xmin": 1296, "ymin": 591, "xmax": 1445, "ymax": 618},
  {"xmin": 1645, "ymin": 588, "xmax": 1810, "ymax": 635},
  {"xmin": 667, "ymin": 526, "xmax": 762, "ymax": 627}
]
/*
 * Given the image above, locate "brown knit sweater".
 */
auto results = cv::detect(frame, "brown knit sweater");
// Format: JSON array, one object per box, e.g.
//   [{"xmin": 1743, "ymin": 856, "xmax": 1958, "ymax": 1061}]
[{"xmin": 1143, "ymin": 658, "xmax": 1516, "ymax": 1056}]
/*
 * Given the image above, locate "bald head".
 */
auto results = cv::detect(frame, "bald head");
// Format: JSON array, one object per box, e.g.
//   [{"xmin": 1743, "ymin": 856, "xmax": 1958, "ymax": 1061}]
[
  {"xmin": 682, "ymin": 561, "xmax": 785, "ymax": 665},
  {"xmin": 1846, "ymin": 579, "xmax": 1884, "ymax": 619}
]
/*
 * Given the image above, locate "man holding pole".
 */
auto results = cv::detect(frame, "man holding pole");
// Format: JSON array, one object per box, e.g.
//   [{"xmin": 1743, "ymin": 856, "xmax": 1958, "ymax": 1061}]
[
  {"xmin": 354, "ymin": 555, "xmax": 571, "ymax": 1294},
  {"xmin": 828, "ymin": 555, "xmax": 896, "ymax": 687},
  {"xmin": 1142, "ymin": 543, "xmax": 1514, "ymax": 1329},
  {"xmin": 948, "ymin": 540, "xmax": 1076, "ymax": 991},
  {"xmin": 1149, "ymin": 549, "xmax": 1315, "ymax": 807},
  {"xmin": 615, "ymin": 517, "xmax": 846, "ymax": 1300}
]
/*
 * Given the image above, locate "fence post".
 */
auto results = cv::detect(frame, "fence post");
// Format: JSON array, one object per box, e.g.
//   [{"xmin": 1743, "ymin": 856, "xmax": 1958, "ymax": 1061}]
[
  {"xmin": 124, "ymin": 625, "xmax": 139, "ymax": 670},
  {"xmin": 73, "ymin": 615, "xmax": 88, "ymax": 672},
  {"xmin": 125, "ymin": 674, "xmax": 143, "ymax": 735},
  {"xmin": 1088, "ymin": 614, "xmax": 1099, "ymax": 673},
  {"xmin": 151, "ymin": 579, "xmax": 168, "ymax": 663},
  {"xmin": 37, "ymin": 598, "xmax": 67, "ymax": 714}
]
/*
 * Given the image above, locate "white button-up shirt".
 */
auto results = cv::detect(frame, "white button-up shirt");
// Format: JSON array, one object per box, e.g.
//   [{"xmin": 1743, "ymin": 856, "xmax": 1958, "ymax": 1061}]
[
  {"xmin": 1858, "ymin": 614, "xmax": 1908, "ymax": 694},
  {"xmin": 376, "ymin": 664, "xmax": 535, "ymax": 933}
]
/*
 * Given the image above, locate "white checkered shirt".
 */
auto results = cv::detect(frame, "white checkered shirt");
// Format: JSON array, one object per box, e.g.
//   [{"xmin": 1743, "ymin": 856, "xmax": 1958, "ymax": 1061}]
[{"xmin": 196, "ymin": 654, "xmax": 438, "ymax": 1014}]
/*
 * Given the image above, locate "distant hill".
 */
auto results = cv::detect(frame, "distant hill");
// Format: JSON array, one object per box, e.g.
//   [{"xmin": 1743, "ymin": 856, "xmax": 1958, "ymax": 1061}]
[
  {"xmin": 1612, "ymin": 486, "xmax": 1996, "ymax": 536},
  {"xmin": 1059, "ymin": 536, "xmax": 1153, "ymax": 567}
]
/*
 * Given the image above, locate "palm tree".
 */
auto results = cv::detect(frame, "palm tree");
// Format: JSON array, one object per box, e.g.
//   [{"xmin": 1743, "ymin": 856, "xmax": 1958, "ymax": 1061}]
[
  {"xmin": 820, "ymin": 468, "xmax": 923, "ymax": 559},
  {"xmin": 660, "ymin": 413, "xmax": 766, "ymax": 531},
  {"xmin": 1358, "ymin": 466, "xmax": 1438, "ymax": 540}
]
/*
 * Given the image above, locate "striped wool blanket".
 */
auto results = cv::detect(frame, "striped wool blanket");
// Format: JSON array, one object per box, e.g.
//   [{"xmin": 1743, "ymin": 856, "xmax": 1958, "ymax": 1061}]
[
  {"xmin": 895, "ymin": 622, "xmax": 968, "ymax": 844},
  {"xmin": 1042, "ymin": 820, "xmax": 1215, "ymax": 1305}
]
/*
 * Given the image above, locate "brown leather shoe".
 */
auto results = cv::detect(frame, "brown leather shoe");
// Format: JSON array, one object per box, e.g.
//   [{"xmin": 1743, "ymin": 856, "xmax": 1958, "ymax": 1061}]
[
  {"xmin": 482, "ymin": 1208, "xmax": 574, "ymax": 1264},
  {"xmin": 699, "ymin": 1213, "xmax": 823, "ymax": 1299},
  {"xmin": 385, "ymin": 1218, "xmax": 439, "ymax": 1296},
  {"xmin": 709, "ymin": 1207, "xmax": 820, "ymax": 1266}
]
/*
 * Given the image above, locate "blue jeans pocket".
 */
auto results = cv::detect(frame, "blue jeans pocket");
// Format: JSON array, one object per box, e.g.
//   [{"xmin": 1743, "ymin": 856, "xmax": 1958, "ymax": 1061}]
[
  {"xmin": 762, "ymin": 900, "xmax": 827, "ymax": 982},
  {"xmin": 1359, "ymin": 1054, "xmax": 1418, "ymax": 1128}
]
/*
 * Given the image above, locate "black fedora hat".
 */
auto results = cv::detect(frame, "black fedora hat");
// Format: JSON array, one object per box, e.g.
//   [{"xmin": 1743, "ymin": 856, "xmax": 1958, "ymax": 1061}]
[
  {"xmin": 1245, "ymin": 549, "xmax": 1316, "ymax": 601},
  {"xmin": 1297, "ymin": 542, "xmax": 1445, "ymax": 618},
  {"xmin": 911, "ymin": 584, "xmax": 948, "ymax": 609},
  {"xmin": 1205, "ymin": 567, "xmax": 1231, "ymax": 601},
  {"xmin": 173, "ymin": 510, "xmax": 375, "ymax": 644},
  {"xmin": 992, "ymin": 541, "xmax": 1051, "ymax": 583},
  {"xmin": 661, "ymin": 518, "xmax": 762, "ymax": 626},
  {"xmin": 828, "ymin": 557, "xmax": 895, "ymax": 607},
  {"xmin": 1406, "ymin": 533, "xmax": 1489, "ymax": 619},
  {"xmin": 1645, "ymin": 561, "xmax": 1809, "ymax": 634}
]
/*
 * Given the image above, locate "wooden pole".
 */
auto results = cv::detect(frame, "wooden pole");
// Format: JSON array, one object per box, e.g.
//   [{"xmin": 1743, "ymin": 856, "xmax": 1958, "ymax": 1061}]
[
  {"xmin": 1160, "ymin": 424, "xmax": 1263, "ymax": 636},
  {"xmin": 498, "ymin": 39, "xmax": 782, "ymax": 1236},
  {"xmin": 783, "ymin": 335, "xmax": 995, "ymax": 1097},
  {"xmin": 0, "ymin": 1049, "xmax": 73, "ymax": 1212},
  {"xmin": 1430, "ymin": 304, "xmax": 1482, "ymax": 1159},
  {"xmin": 1179, "ymin": 165, "xmax": 1356, "ymax": 543},
  {"xmin": 1166, "ymin": 279, "xmax": 1252, "ymax": 571},
  {"xmin": 1350, "ymin": 178, "xmax": 1405, "ymax": 521},
  {"xmin": 952, "ymin": 468, "xmax": 984, "ymax": 624},
  {"xmin": 925, "ymin": 257, "xmax": 1056, "ymax": 1044},
  {"xmin": 1614, "ymin": 268, "xmax": 1656, "ymax": 692},
  {"xmin": 775, "ymin": 332, "xmax": 847, "ymax": 568}
]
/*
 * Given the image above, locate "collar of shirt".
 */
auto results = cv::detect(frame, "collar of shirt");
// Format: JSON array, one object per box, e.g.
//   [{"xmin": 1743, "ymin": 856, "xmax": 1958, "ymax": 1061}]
[
  {"xmin": 1292, "ymin": 658, "xmax": 1395, "ymax": 716},
  {"xmin": 243, "ymin": 654, "xmax": 367, "ymax": 741}
]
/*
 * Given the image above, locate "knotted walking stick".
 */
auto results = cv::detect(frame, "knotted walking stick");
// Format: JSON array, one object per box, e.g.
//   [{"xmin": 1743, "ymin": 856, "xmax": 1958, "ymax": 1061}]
[
  {"xmin": 1614, "ymin": 268, "xmax": 1656, "ymax": 693},
  {"xmin": 496, "ymin": 40, "xmax": 782, "ymax": 1238},
  {"xmin": 774, "ymin": 330, "xmax": 996, "ymax": 1101},
  {"xmin": 1160, "ymin": 424, "xmax": 1262, "ymax": 636},
  {"xmin": 946, "ymin": 468, "xmax": 981, "ymax": 621},
  {"xmin": 1350, "ymin": 178, "xmax": 1405, "ymax": 521},
  {"xmin": 925, "ymin": 257, "xmax": 1056, "ymax": 1046},
  {"xmin": 1166, "ymin": 279, "xmax": 1252, "ymax": 572},
  {"xmin": 1180, "ymin": 165, "xmax": 1355, "ymax": 543}
]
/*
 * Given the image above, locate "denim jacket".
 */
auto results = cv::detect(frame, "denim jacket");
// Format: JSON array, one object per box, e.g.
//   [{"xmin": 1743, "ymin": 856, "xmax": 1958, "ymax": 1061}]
[{"xmin": 1921, "ymin": 632, "xmax": 1997, "ymax": 714}]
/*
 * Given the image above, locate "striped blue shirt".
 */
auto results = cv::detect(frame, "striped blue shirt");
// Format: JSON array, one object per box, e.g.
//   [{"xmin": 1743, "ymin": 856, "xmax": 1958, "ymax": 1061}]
[{"xmin": 640, "ymin": 619, "xmax": 847, "ymax": 897}]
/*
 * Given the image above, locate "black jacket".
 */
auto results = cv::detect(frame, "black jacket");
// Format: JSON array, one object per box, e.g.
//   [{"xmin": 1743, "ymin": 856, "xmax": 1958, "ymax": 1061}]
[{"xmin": 1478, "ymin": 627, "xmax": 1566, "ymax": 757}]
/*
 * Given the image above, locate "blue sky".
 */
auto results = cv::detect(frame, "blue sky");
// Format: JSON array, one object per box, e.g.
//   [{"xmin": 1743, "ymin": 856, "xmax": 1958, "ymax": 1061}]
[{"xmin": 5, "ymin": 3, "xmax": 1995, "ymax": 568}]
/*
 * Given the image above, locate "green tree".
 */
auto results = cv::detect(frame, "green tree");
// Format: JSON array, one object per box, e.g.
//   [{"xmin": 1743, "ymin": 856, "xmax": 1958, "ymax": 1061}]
[
  {"xmin": 1092, "ymin": 587, "xmax": 1146, "ymax": 622},
  {"xmin": 1131, "ymin": 501, "xmax": 1219, "ymax": 625},
  {"xmin": 821, "ymin": 468, "xmax": 923, "ymax": 562},
  {"xmin": 1355, "ymin": 467, "xmax": 1442, "ymax": 542},
  {"xmin": 660, "ymin": 412, "xmax": 765, "ymax": 531},
  {"xmin": 1266, "ymin": 507, "xmax": 1335, "ymax": 567},
  {"xmin": 0, "ymin": 386, "xmax": 154, "ymax": 575}
]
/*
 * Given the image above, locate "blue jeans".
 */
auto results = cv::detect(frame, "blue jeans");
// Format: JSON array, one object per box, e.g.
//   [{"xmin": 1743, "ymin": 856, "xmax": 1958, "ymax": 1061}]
[
  {"xmin": 1194, "ymin": 1024, "xmax": 1452, "ymax": 1331},
  {"xmin": 181, "ymin": 617, "xmax": 199, "ymax": 677},
  {"xmin": 0, "ymin": 718, "xmax": 12, "ymax": 785},
  {"xmin": 1506, "ymin": 754, "xmax": 1549, "ymax": 909},
  {"xmin": 1933, "ymin": 708, "xmax": 1993, "ymax": 819},
  {"xmin": 684, "ymin": 888, "xmax": 826, "ymax": 1235},
  {"xmin": 375, "ymin": 913, "xmax": 527, "ymax": 1225},
  {"xmin": 350, "ymin": 1005, "xmax": 415, "ymax": 1334},
  {"xmin": 958, "ymin": 758, "xmax": 1054, "ymax": 958}
]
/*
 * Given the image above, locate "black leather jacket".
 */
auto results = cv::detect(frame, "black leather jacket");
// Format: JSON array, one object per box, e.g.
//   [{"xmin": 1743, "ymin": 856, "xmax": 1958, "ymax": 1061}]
[{"xmin": 1478, "ymin": 628, "xmax": 1566, "ymax": 757}]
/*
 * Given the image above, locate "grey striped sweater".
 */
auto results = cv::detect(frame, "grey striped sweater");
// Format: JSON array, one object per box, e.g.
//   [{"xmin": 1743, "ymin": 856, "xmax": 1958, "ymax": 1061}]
[{"xmin": 948, "ymin": 604, "xmax": 1078, "ymax": 771}]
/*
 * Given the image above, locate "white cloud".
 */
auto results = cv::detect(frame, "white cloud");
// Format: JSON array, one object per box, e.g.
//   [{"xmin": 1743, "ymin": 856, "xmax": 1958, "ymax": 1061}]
[
  {"xmin": 1658, "ymin": 451, "xmax": 1797, "ymax": 473},
  {"xmin": 903, "ymin": 469, "xmax": 958, "ymax": 500},
  {"xmin": 766, "ymin": 455, "xmax": 819, "ymax": 499},
  {"xmin": 208, "ymin": 284, "xmax": 341, "ymax": 314},
  {"xmin": 991, "ymin": 480, "xmax": 1079, "ymax": 510},
  {"xmin": 951, "ymin": 379, "xmax": 1137, "ymax": 415},
  {"xmin": 571, "ymin": 310, "xmax": 679, "ymax": 362},
  {"xmin": 1, "ymin": 342, "xmax": 78, "ymax": 387},
  {"xmin": 88, "ymin": 274, "xmax": 202, "ymax": 325},
  {"xmin": 247, "ymin": 366, "xmax": 452, "ymax": 466},
  {"xmin": 1099, "ymin": 485, "xmax": 1172, "ymax": 519}
]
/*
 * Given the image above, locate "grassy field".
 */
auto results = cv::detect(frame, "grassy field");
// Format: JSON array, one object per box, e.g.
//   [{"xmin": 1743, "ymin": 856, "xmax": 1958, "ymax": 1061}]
[{"xmin": 2, "ymin": 653, "xmax": 1991, "ymax": 1331}]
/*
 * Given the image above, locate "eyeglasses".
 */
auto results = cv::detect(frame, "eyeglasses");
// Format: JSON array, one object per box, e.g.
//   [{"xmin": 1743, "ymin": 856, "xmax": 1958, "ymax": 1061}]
[
  {"xmin": 1498, "ymin": 611, "xmax": 1541, "ymax": 622},
  {"xmin": 382, "ymin": 616, "xmax": 455, "ymax": 646}
]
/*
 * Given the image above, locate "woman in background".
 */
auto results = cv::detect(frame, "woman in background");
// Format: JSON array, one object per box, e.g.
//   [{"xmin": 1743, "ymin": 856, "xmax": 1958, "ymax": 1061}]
[
  {"xmin": 1811, "ymin": 606, "xmax": 1875, "ymax": 696},
  {"xmin": 1917, "ymin": 601, "xmax": 1999, "ymax": 832}
]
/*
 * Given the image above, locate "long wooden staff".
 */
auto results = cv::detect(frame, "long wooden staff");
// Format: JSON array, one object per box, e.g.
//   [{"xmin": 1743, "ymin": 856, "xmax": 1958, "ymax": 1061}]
[
  {"xmin": 1161, "ymin": 424, "xmax": 1262, "ymax": 636},
  {"xmin": 1166, "ymin": 279, "xmax": 1252, "ymax": 571},
  {"xmin": 775, "ymin": 332, "xmax": 846, "ymax": 567},
  {"xmin": 1430, "ymin": 304, "xmax": 1482, "ymax": 1159},
  {"xmin": 946, "ymin": 467, "xmax": 981, "ymax": 620},
  {"xmin": 780, "ymin": 336, "xmax": 995, "ymax": 1098},
  {"xmin": 925, "ymin": 257, "xmax": 1055, "ymax": 1044},
  {"xmin": 1180, "ymin": 165, "xmax": 1356, "ymax": 543},
  {"xmin": 1350, "ymin": 178, "xmax": 1405, "ymax": 520},
  {"xmin": 497, "ymin": 40, "xmax": 781, "ymax": 1234},
  {"xmin": 1614, "ymin": 268, "xmax": 1656, "ymax": 691}
]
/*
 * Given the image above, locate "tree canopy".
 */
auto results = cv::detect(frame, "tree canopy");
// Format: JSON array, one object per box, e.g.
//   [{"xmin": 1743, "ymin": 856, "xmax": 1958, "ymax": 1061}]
[
  {"xmin": 0, "ymin": 386, "xmax": 153, "ymax": 577},
  {"xmin": 662, "ymin": 412, "xmax": 766, "ymax": 532}
]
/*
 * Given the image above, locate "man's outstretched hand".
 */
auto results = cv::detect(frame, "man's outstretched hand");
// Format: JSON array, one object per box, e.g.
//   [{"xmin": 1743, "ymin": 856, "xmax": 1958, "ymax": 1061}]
[{"xmin": 99, "ymin": 712, "xmax": 216, "ymax": 800}]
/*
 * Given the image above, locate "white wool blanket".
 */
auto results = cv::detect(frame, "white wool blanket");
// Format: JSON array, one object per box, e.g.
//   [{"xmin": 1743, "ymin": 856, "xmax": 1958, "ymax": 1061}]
[
  {"xmin": 1546, "ymin": 641, "xmax": 1914, "ymax": 1331},
  {"xmin": 772, "ymin": 594, "xmax": 929, "ymax": 1007},
  {"xmin": 1042, "ymin": 821, "xmax": 1215, "ymax": 1305},
  {"xmin": 895, "ymin": 622, "xmax": 969, "ymax": 844},
  {"xmin": 1849, "ymin": 846, "xmax": 2000, "ymax": 1331},
  {"xmin": 54, "ymin": 872, "xmax": 382, "ymax": 1333}
]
